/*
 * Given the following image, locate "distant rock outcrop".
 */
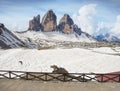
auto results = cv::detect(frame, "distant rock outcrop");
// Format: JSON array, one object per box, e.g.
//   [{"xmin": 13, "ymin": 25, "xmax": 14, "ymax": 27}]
[
  {"xmin": 27, "ymin": 9, "xmax": 94, "ymax": 41},
  {"xmin": 28, "ymin": 15, "xmax": 42, "ymax": 31},
  {"xmin": 27, "ymin": 10, "xmax": 83, "ymax": 35},
  {"xmin": 58, "ymin": 14, "xmax": 74, "ymax": 34},
  {"xmin": 41, "ymin": 10, "xmax": 57, "ymax": 32},
  {"xmin": 73, "ymin": 24, "xmax": 82, "ymax": 35}
]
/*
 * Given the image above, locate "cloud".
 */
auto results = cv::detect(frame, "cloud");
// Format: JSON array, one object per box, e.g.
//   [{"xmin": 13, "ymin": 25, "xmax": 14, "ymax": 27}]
[
  {"xmin": 73, "ymin": 4, "xmax": 97, "ymax": 35},
  {"xmin": 110, "ymin": 15, "xmax": 120, "ymax": 34},
  {"xmin": 78, "ymin": 4, "xmax": 97, "ymax": 16},
  {"xmin": 93, "ymin": 15, "xmax": 120, "ymax": 38}
]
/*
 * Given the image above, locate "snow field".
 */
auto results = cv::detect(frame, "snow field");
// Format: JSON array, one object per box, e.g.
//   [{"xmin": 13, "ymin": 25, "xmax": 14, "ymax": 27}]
[{"xmin": 0, "ymin": 47, "xmax": 120, "ymax": 73}]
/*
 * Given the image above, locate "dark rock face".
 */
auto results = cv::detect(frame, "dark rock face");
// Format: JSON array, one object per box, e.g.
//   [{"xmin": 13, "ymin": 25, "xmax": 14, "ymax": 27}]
[
  {"xmin": 59, "ymin": 14, "xmax": 74, "ymax": 25},
  {"xmin": 0, "ymin": 23, "xmax": 27, "ymax": 49},
  {"xmin": 28, "ymin": 15, "xmax": 41, "ymax": 31},
  {"xmin": 0, "ymin": 40, "xmax": 11, "ymax": 49},
  {"xmin": 41, "ymin": 10, "xmax": 57, "ymax": 32},
  {"xmin": 0, "ymin": 23, "xmax": 4, "ymax": 28},
  {"xmin": 0, "ymin": 23, "xmax": 5, "ymax": 35},
  {"xmin": 73, "ymin": 24, "xmax": 82, "ymax": 35},
  {"xmin": 58, "ymin": 14, "xmax": 74, "ymax": 34},
  {"xmin": 0, "ymin": 30, "xmax": 2, "ymax": 35}
]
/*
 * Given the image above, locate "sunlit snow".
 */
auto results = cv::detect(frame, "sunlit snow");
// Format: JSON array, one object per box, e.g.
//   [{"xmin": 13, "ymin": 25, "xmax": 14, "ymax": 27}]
[{"xmin": 0, "ymin": 47, "xmax": 120, "ymax": 73}]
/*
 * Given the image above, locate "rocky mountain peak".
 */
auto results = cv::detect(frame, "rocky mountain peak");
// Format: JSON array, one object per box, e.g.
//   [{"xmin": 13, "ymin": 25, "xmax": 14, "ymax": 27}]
[
  {"xmin": 34, "ymin": 14, "xmax": 40, "ymax": 24},
  {"xmin": 0, "ymin": 23, "xmax": 27, "ymax": 48},
  {"xmin": 28, "ymin": 14, "xmax": 41, "ymax": 31},
  {"xmin": 58, "ymin": 14, "xmax": 74, "ymax": 34},
  {"xmin": 27, "ymin": 10, "xmax": 92, "ymax": 39},
  {"xmin": 42, "ymin": 9, "xmax": 57, "ymax": 32},
  {"xmin": 47, "ymin": 9, "xmax": 54, "ymax": 14},
  {"xmin": 59, "ymin": 14, "xmax": 74, "ymax": 25}
]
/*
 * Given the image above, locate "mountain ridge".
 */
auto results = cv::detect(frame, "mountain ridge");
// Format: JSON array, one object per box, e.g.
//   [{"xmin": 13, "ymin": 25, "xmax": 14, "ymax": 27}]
[
  {"xmin": 0, "ymin": 23, "xmax": 27, "ymax": 48},
  {"xmin": 28, "ymin": 9, "xmax": 92, "ymax": 38},
  {"xmin": 0, "ymin": 9, "xmax": 120, "ymax": 49},
  {"xmin": 95, "ymin": 33, "xmax": 120, "ymax": 42}
]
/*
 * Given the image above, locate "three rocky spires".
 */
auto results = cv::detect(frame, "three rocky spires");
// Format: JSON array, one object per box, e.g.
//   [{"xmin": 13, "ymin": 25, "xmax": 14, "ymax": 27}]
[{"xmin": 28, "ymin": 9, "xmax": 82, "ymax": 35}]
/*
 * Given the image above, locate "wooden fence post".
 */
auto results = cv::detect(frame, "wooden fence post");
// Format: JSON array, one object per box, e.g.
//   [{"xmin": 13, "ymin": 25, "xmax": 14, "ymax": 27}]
[
  {"xmin": 63, "ymin": 73, "xmax": 66, "ymax": 82},
  {"xmin": 26, "ymin": 72, "xmax": 28, "ymax": 80},
  {"xmin": 119, "ymin": 75, "xmax": 120, "ymax": 83},
  {"xmin": 9, "ymin": 71, "xmax": 11, "ymax": 79},
  {"xmin": 45, "ymin": 73, "xmax": 48, "ymax": 81},
  {"xmin": 101, "ymin": 74, "xmax": 104, "ymax": 82},
  {"xmin": 82, "ymin": 74, "xmax": 86, "ymax": 82}
]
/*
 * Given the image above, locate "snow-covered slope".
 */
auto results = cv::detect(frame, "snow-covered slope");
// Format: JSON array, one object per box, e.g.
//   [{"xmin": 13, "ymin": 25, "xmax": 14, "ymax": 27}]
[
  {"xmin": 0, "ymin": 47, "xmax": 120, "ymax": 73},
  {"xmin": 15, "ymin": 31, "xmax": 96, "ymax": 48},
  {"xmin": 0, "ymin": 24, "xmax": 26, "ymax": 48},
  {"xmin": 16, "ymin": 31, "xmax": 95, "ymax": 42}
]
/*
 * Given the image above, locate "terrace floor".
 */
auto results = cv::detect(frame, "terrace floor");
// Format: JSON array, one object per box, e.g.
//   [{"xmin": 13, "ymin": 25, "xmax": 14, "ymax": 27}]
[{"xmin": 0, "ymin": 79, "xmax": 120, "ymax": 91}]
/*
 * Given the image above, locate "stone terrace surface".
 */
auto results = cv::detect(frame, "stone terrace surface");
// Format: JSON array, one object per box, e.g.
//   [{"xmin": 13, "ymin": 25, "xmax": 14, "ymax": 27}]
[{"xmin": 0, "ymin": 79, "xmax": 120, "ymax": 91}]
